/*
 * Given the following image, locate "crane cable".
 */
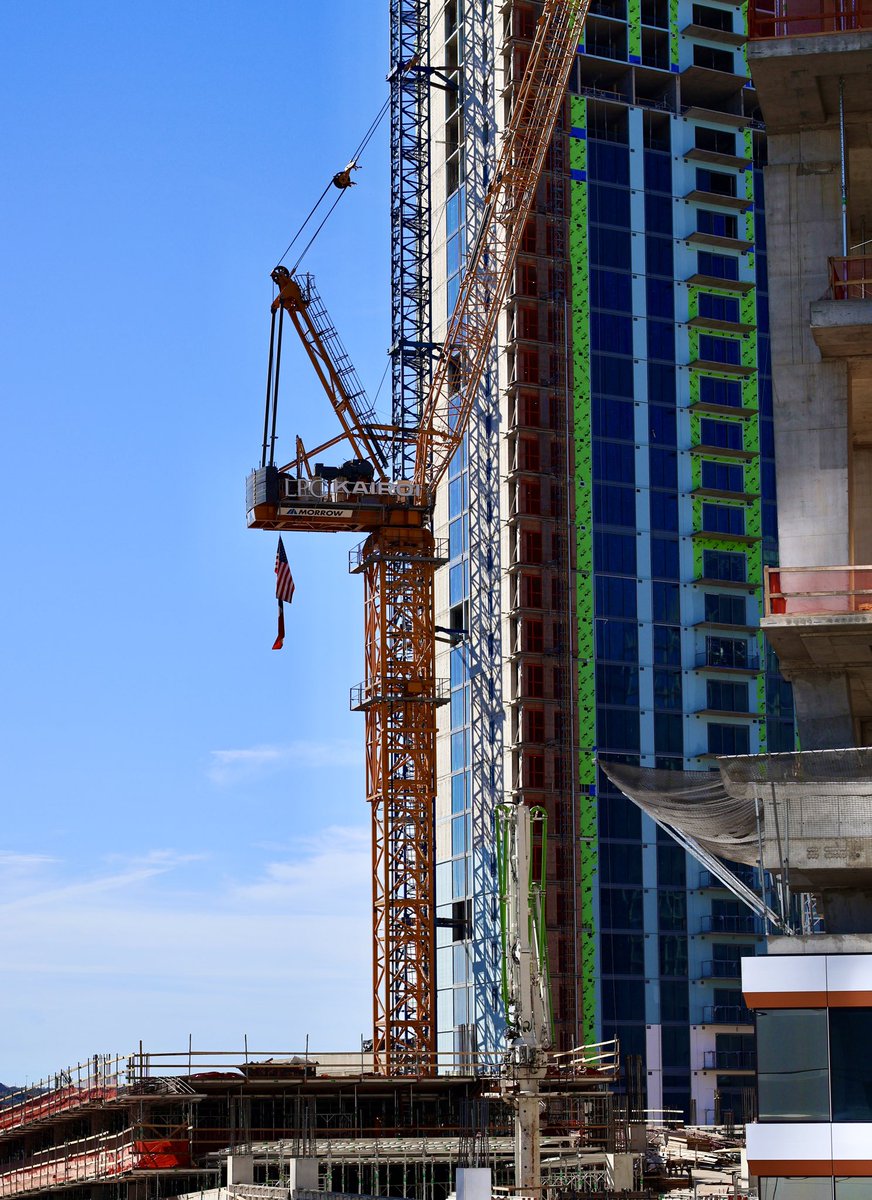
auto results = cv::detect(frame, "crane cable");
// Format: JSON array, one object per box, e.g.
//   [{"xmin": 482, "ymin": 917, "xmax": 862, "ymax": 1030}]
[{"xmin": 274, "ymin": 90, "xmax": 392, "ymax": 273}]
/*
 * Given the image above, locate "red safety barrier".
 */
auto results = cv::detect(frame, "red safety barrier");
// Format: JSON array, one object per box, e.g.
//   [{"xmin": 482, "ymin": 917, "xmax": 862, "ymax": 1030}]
[
  {"xmin": 765, "ymin": 565, "xmax": 872, "ymax": 616},
  {"xmin": 830, "ymin": 254, "xmax": 872, "ymax": 300},
  {"xmin": 749, "ymin": 0, "xmax": 872, "ymax": 37}
]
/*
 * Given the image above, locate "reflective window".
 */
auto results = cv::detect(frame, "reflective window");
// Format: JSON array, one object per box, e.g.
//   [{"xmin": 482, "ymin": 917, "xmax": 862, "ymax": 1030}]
[
  {"xmin": 653, "ymin": 581, "xmax": 680, "ymax": 623},
  {"xmin": 707, "ymin": 722, "xmax": 750, "ymax": 755},
  {"xmin": 704, "ymin": 549, "xmax": 747, "ymax": 583},
  {"xmin": 658, "ymin": 890, "xmax": 687, "ymax": 931},
  {"xmin": 698, "ymin": 209, "xmax": 738, "ymax": 239},
  {"xmin": 595, "ymin": 532, "xmax": 636, "ymax": 575},
  {"xmin": 699, "ymin": 292, "xmax": 740, "ymax": 323},
  {"xmin": 650, "ymin": 448, "xmax": 678, "ymax": 489},
  {"xmin": 653, "ymin": 624, "xmax": 681, "ymax": 665},
  {"xmin": 700, "ymin": 417, "xmax": 743, "ymax": 450},
  {"xmin": 596, "ymin": 575, "xmax": 637, "ymax": 618},
  {"xmin": 651, "ymin": 491, "xmax": 679, "ymax": 532},
  {"xmin": 654, "ymin": 671, "xmax": 682, "ymax": 711},
  {"xmin": 702, "ymin": 501, "xmax": 745, "ymax": 535},
  {"xmin": 600, "ymin": 887, "xmax": 644, "ymax": 930},
  {"xmin": 760, "ymin": 1182, "xmax": 832, "ymax": 1200},
  {"xmin": 597, "ymin": 706, "xmax": 641, "ymax": 751},
  {"xmin": 699, "ymin": 334, "xmax": 742, "ymax": 366},
  {"xmin": 650, "ymin": 405, "xmax": 677, "ymax": 443},
  {"xmin": 601, "ymin": 932, "xmax": 644, "ymax": 974},
  {"xmin": 830, "ymin": 1008, "xmax": 872, "ymax": 1121},
  {"xmin": 593, "ymin": 396, "xmax": 634, "ymax": 439},
  {"xmin": 596, "ymin": 619, "xmax": 638, "ymax": 663},
  {"xmin": 590, "ymin": 183, "xmax": 631, "ymax": 226},
  {"xmin": 648, "ymin": 277, "xmax": 675, "ymax": 319},
  {"xmin": 837, "ymin": 1181, "xmax": 872, "ymax": 1199},
  {"xmin": 597, "ymin": 664, "xmax": 640, "ymax": 707},
  {"xmin": 594, "ymin": 483, "xmax": 636, "ymax": 527},
  {"xmin": 599, "ymin": 842, "xmax": 643, "ymax": 885},
  {"xmin": 652, "ymin": 538, "xmax": 679, "ymax": 579},
  {"xmin": 594, "ymin": 440, "xmax": 635, "ymax": 482},
  {"xmin": 706, "ymin": 679, "xmax": 749, "ymax": 713},
  {"xmin": 655, "ymin": 712, "xmax": 683, "ymax": 754},
  {"xmin": 698, "ymin": 250, "xmax": 739, "ymax": 281},
  {"xmin": 704, "ymin": 592, "xmax": 746, "ymax": 624},
  {"xmin": 661, "ymin": 980, "xmax": 689, "ymax": 1022},
  {"xmin": 592, "ymin": 354, "xmax": 634, "ymax": 397},
  {"xmin": 700, "ymin": 375, "xmax": 743, "ymax": 407},
  {"xmin": 757, "ymin": 1009, "xmax": 830, "ymax": 1121}
]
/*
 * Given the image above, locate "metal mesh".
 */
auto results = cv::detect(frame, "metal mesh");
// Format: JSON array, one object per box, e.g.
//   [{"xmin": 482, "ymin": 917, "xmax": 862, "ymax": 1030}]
[
  {"xmin": 719, "ymin": 748, "xmax": 872, "ymax": 866},
  {"xmin": 607, "ymin": 750, "xmax": 872, "ymax": 881}
]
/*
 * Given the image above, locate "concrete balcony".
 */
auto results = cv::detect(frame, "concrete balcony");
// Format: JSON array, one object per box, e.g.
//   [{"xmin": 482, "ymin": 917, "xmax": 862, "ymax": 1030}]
[
  {"xmin": 809, "ymin": 256, "xmax": 872, "ymax": 357},
  {"xmin": 762, "ymin": 564, "xmax": 872, "ymax": 745},
  {"xmin": 747, "ymin": 0, "xmax": 872, "ymax": 134}
]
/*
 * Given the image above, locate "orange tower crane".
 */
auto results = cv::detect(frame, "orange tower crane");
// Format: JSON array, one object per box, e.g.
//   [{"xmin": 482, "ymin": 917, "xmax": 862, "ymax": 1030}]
[{"xmin": 247, "ymin": 0, "xmax": 588, "ymax": 1076}]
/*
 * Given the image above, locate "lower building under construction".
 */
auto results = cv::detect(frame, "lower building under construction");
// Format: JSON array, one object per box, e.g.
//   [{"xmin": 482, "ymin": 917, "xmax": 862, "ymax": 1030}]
[{"xmin": 0, "ymin": 1048, "xmax": 626, "ymax": 1200}]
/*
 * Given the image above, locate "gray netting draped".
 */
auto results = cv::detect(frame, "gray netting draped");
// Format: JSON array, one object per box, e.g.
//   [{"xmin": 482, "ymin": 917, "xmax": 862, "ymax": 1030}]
[
  {"xmin": 601, "ymin": 763, "xmax": 761, "ymax": 864},
  {"xmin": 604, "ymin": 749, "xmax": 872, "ymax": 873}
]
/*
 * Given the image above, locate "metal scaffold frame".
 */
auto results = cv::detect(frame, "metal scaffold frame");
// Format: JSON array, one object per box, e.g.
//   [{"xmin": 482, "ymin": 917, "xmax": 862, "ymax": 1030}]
[
  {"xmin": 353, "ymin": 529, "xmax": 449, "ymax": 1072},
  {"xmin": 390, "ymin": 0, "xmax": 432, "ymax": 479}
]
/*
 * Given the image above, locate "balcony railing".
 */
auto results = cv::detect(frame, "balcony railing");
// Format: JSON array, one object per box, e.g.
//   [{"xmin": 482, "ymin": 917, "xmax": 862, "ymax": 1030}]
[
  {"xmin": 702, "ymin": 1004, "xmax": 755, "ymax": 1025},
  {"xmin": 764, "ymin": 564, "xmax": 872, "ymax": 616},
  {"xmin": 696, "ymin": 646, "xmax": 761, "ymax": 671},
  {"xmin": 830, "ymin": 254, "xmax": 872, "ymax": 300},
  {"xmin": 700, "ymin": 959, "xmax": 743, "ymax": 979},
  {"xmin": 701, "ymin": 913, "xmax": 763, "ymax": 934},
  {"xmin": 698, "ymin": 866, "xmax": 759, "ymax": 890},
  {"xmin": 749, "ymin": 0, "xmax": 872, "ymax": 37},
  {"xmin": 703, "ymin": 1049, "xmax": 756, "ymax": 1070}
]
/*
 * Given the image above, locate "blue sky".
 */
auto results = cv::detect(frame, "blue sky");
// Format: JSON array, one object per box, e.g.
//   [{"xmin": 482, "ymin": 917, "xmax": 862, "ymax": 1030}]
[{"xmin": 0, "ymin": 3, "xmax": 391, "ymax": 1083}]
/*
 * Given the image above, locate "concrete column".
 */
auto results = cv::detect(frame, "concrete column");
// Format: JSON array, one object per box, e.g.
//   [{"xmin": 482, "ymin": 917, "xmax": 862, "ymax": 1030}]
[
  {"xmin": 287, "ymin": 1158, "xmax": 320, "ymax": 1193},
  {"xmin": 226, "ymin": 1154, "xmax": 254, "ymax": 1185},
  {"xmin": 456, "ymin": 1167, "xmax": 493, "ymax": 1200},
  {"xmin": 790, "ymin": 673, "xmax": 854, "ymax": 748}
]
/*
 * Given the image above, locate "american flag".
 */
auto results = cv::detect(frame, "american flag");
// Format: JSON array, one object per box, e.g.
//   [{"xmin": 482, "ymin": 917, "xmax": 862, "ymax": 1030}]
[{"xmin": 272, "ymin": 537, "xmax": 295, "ymax": 650}]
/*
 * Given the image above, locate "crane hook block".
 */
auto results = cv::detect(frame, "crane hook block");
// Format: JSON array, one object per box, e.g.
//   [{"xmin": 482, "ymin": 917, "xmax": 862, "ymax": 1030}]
[{"xmin": 332, "ymin": 160, "xmax": 360, "ymax": 190}]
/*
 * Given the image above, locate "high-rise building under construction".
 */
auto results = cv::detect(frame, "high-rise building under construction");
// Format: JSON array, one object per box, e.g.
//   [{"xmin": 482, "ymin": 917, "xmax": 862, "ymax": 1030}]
[{"xmin": 405, "ymin": 0, "xmax": 795, "ymax": 1121}]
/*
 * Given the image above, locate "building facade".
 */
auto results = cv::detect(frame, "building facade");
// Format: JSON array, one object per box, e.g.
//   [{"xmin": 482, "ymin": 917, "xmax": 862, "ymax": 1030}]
[
  {"xmin": 422, "ymin": 0, "xmax": 795, "ymax": 1121},
  {"xmin": 739, "ymin": 1, "xmax": 872, "ymax": 1195}
]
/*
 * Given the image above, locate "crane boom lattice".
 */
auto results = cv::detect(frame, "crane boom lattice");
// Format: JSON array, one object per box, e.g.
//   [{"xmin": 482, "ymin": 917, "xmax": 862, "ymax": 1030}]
[
  {"xmin": 413, "ymin": 0, "xmax": 588, "ymax": 494},
  {"xmin": 248, "ymin": 0, "xmax": 590, "ymax": 1076}
]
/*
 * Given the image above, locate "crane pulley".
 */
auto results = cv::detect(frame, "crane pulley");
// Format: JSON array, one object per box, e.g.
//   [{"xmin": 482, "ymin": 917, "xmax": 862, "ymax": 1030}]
[{"xmin": 247, "ymin": 0, "xmax": 590, "ymax": 1075}]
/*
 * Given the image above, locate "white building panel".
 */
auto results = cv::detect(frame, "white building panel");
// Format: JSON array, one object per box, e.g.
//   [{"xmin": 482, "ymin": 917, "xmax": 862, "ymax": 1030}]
[
  {"xmin": 831, "ymin": 1123, "xmax": 872, "ymax": 1162},
  {"xmin": 742, "ymin": 953, "xmax": 827, "ymax": 999},
  {"xmin": 746, "ymin": 1122, "xmax": 832, "ymax": 1163},
  {"xmin": 826, "ymin": 953, "xmax": 872, "ymax": 997}
]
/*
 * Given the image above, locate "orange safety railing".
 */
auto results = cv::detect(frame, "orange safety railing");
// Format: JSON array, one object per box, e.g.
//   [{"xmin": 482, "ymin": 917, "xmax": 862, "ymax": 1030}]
[
  {"xmin": 0, "ymin": 1056, "xmax": 124, "ymax": 1137},
  {"xmin": 749, "ymin": 0, "xmax": 872, "ymax": 37},
  {"xmin": 0, "ymin": 1131, "xmax": 190, "ymax": 1197},
  {"xmin": 764, "ymin": 564, "xmax": 872, "ymax": 615},
  {"xmin": 830, "ymin": 254, "xmax": 872, "ymax": 300}
]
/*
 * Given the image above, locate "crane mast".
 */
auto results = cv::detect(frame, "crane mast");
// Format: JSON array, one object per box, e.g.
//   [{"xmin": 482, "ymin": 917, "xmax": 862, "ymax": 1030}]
[{"xmin": 247, "ymin": 0, "xmax": 588, "ymax": 1075}]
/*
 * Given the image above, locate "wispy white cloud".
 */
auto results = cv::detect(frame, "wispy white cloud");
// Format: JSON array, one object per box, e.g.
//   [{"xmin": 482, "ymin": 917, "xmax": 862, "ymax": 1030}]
[
  {"xmin": 207, "ymin": 740, "xmax": 362, "ymax": 786},
  {"xmin": 0, "ymin": 850, "xmax": 204, "ymax": 912},
  {"xmin": 233, "ymin": 825, "xmax": 369, "ymax": 912},
  {"xmin": 0, "ymin": 829, "xmax": 372, "ymax": 1082},
  {"xmin": 0, "ymin": 852, "xmax": 57, "ymax": 873}
]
